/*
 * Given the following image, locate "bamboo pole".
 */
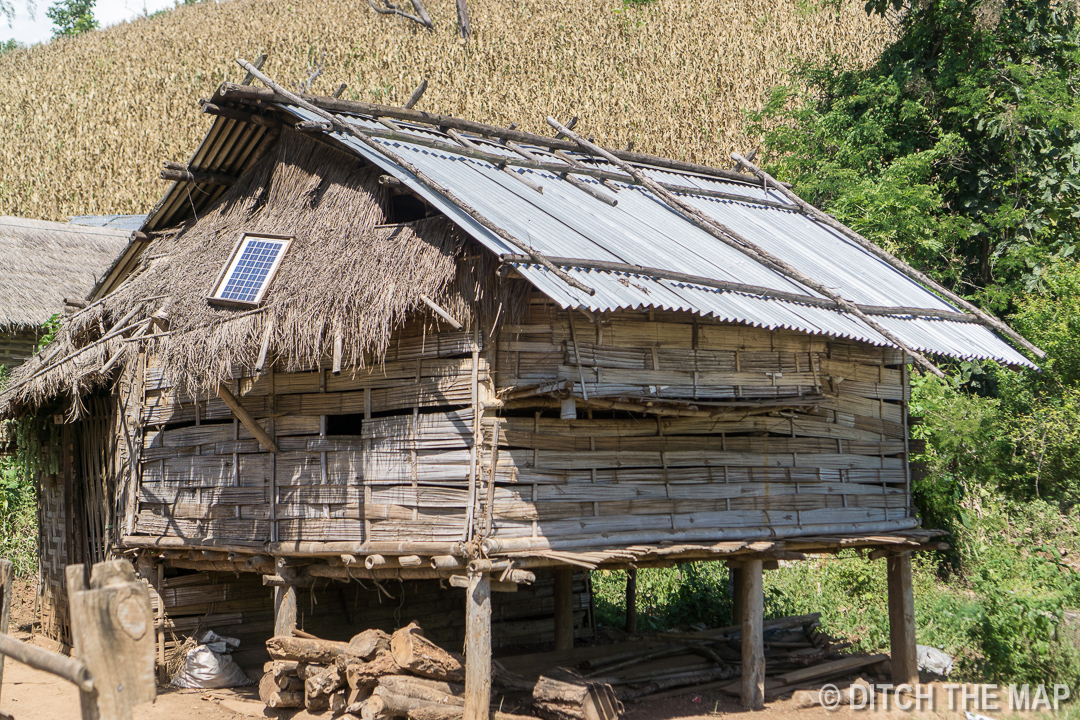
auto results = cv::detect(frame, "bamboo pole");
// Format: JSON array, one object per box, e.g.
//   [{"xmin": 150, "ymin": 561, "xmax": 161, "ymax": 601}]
[
  {"xmin": 731, "ymin": 153, "xmax": 1045, "ymax": 360},
  {"xmin": 546, "ymin": 117, "xmax": 948, "ymax": 379},
  {"xmin": 232, "ymin": 61, "xmax": 594, "ymax": 297},
  {"xmin": 0, "ymin": 633, "xmax": 94, "ymax": 693}
]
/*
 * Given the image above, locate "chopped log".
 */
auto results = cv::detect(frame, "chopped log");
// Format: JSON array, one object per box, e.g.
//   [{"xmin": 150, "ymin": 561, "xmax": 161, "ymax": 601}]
[
  {"xmin": 380, "ymin": 675, "xmax": 465, "ymax": 705},
  {"xmin": 341, "ymin": 650, "xmax": 402, "ymax": 690},
  {"xmin": 532, "ymin": 673, "xmax": 623, "ymax": 720},
  {"xmin": 306, "ymin": 664, "xmax": 345, "ymax": 711},
  {"xmin": 260, "ymin": 670, "xmax": 304, "ymax": 708},
  {"xmin": 391, "ymin": 622, "xmax": 466, "ymax": 683},
  {"xmin": 360, "ymin": 694, "xmax": 387, "ymax": 720},
  {"xmin": 350, "ymin": 628, "xmax": 392, "ymax": 659},
  {"xmin": 267, "ymin": 635, "xmax": 350, "ymax": 664},
  {"xmin": 330, "ymin": 689, "xmax": 349, "ymax": 714}
]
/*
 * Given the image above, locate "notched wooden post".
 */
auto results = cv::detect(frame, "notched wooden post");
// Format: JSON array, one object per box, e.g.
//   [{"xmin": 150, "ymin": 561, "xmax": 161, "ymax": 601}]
[{"xmin": 65, "ymin": 559, "xmax": 156, "ymax": 720}]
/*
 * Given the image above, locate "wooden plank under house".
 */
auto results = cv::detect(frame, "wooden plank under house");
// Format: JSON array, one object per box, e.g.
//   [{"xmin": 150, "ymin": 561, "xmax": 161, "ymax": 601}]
[{"xmin": 0, "ymin": 68, "xmax": 1039, "ymax": 711}]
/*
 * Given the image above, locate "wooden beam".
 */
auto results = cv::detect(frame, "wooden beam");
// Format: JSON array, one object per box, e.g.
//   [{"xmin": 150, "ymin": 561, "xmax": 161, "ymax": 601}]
[
  {"xmin": 200, "ymin": 101, "xmax": 279, "ymax": 128},
  {"xmin": 216, "ymin": 384, "xmax": 279, "ymax": 453},
  {"xmin": 0, "ymin": 632, "xmax": 93, "ymax": 693},
  {"xmin": 216, "ymin": 83, "xmax": 761, "ymax": 186},
  {"xmin": 274, "ymin": 585, "xmax": 298, "ymax": 637},
  {"xmin": 160, "ymin": 165, "xmax": 238, "ymax": 186},
  {"xmin": 553, "ymin": 567, "xmax": 574, "ymax": 651},
  {"xmin": 887, "ymin": 552, "xmax": 918, "ymax": 686},
  {"xmin": 463, "ymin": 573, "xmax": 491, "ymax": 720},
  {"xmin": 739, "ymin": 559, "xmax": 764, "ymax": 710},
  {"xmin": 625, "ymin": 568, "xmax": 637, "ymax": 634}
]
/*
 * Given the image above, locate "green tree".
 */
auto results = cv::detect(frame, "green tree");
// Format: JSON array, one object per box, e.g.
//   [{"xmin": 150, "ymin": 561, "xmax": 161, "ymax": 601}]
[
  {"xmin": 45, "ymin": 0, "xmax": 96, "ymax": 37},
  {"xmin": 752, "ymin": 0, "xmax": 1080, "ymax": 306}
]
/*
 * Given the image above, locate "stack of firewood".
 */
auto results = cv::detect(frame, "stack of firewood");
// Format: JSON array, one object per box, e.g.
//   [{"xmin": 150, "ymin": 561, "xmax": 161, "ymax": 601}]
[{"xmin": 260, "ymin": 622, "xmax": 623, "ymax": 720}]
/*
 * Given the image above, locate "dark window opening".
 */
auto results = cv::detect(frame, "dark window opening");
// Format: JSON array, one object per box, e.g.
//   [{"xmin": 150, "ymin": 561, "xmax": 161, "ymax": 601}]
[{"xmin": 387, "ymin": 193, "xmax": 428, "ymax": 224}]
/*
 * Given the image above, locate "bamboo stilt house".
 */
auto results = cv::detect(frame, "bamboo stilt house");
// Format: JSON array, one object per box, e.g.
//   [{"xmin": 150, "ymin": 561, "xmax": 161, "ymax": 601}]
[{"xmin": 0, "ymin": 69, "xmax": 1038, "ymax": 706}]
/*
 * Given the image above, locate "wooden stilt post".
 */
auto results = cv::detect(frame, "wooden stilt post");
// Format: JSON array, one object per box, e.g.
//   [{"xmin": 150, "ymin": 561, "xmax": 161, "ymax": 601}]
[
  {"xmin": 730, "ymin": 565, "xmax": 745, "ymax": 625},
  {"xmin": 740, "ymin": 559, "xmax": 764, "ymax": 710},
  {"xmin": 464, "ymin": 572, "xmax": 491, "ymax": 720},
  {"xmin": 554, "ymin": 567, "xmax": 575, "ymax": 651},
  {"xmin": 625, "ymin": 568, "xmax": 637, "ymax": 634},
  {"xmin": 0, "ymin": 558, "xmax": 12, "ymax": 704},
  {"xmin": 887, "ymin": 552, "xmax": 918, "ymax": 686},
  {"xmin": 274, "ymin": 585, "xmax": 297, "ymax": 637}
]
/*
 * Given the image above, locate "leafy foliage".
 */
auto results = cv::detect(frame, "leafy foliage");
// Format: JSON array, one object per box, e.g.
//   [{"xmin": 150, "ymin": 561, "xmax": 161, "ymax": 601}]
[
  {"xmin": 45, "ymin": 0, "xmax": 95, "ymax": 37},
  {"xmin": 751, "ymin": 0, "xmax": 1080, "ymax": 302}
]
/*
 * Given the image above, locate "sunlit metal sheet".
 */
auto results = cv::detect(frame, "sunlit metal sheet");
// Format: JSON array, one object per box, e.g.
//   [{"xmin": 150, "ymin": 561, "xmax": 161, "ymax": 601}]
[{"xmin": 269, "ymin": 104, "xmax": 1036, "ymax": 368}]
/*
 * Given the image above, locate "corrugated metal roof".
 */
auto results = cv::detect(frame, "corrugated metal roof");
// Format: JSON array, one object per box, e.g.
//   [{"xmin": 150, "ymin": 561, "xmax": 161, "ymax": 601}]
[
  {"xmin": 68, "ymin": 214, "xmax": 147, "ymax": 231},
  {"xmin": 272, "ymin": 104, "xmax": 1032, "ymax": 368}
]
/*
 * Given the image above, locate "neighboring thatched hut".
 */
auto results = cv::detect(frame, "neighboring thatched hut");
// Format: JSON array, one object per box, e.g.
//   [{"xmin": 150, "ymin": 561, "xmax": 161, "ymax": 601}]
[
  {"xmin": 0, "ymin": 217, "xmax": 130, "ymax": 372},
  {"xmin": 0, "ymin": 72, "xmax": 1039, "ymax": 708}
]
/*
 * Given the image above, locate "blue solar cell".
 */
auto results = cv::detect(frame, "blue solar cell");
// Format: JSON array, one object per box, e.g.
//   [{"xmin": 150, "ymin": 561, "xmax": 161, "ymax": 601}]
[{"xmin": 218, "ymin": 237, "xmax": 287, "ymax": 303}]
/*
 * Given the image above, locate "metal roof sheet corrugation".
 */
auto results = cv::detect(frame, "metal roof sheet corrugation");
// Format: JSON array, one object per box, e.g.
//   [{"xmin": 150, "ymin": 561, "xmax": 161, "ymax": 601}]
[{"xmin": 271, "ymin": 104, "xmax": 1036, "ymax": 368}]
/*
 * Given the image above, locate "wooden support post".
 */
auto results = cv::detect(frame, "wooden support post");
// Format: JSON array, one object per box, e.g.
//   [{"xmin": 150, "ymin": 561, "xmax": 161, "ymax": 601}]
[
  {"xmin": 730, "ymin": 565, "xmax": 745, "ymax": 625},
  {"xmin": 274, "ymin": 585, "xmax": 298, "ymax": 637},
  {"xmin": 464, "ymin": 573, "xmax": 491, "ymax": 720},
  {"xmin": 739, "ymin": 560, "xmax": 764, "ymax": 710},
  {"xmin": 887, "ymin": 552, "xmax": 918, "ymax": 686},
  {"xmin": 554, "ymin": 567, "xmax": 574, "ymax": 651},
  {"xmin": 624, "ymin": 568, "xmax": 637, "ymax": 634},
  {"xmin": 65, "ymin": 560, "xmax": 156, "ymax": 720},
  {"xmin": 0, "ymin": 558, "xmax": 11, "ymax": 704}
]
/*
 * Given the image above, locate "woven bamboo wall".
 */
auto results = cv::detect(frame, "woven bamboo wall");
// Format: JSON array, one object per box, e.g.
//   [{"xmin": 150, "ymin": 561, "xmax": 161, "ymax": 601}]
[
  {"xmin": 37, "ymin": 468, "xmax": 70, "ymax": 646},
  {"xmin": 0, "ymin": 328, "xmax": 40, "ymax": 370},
  {"xmin": 131, "ymin": 293, "xmax": 912, "ymax": 550}
]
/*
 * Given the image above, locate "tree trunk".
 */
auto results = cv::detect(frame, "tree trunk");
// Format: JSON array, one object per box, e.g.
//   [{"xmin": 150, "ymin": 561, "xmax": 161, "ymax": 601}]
[
  {"xmin": 342, "ymin": 650, "xmax": 402, "ymax": 690},
  {"xmin": 267, "ymin": 635, "xmax": 351, "ymax": 664}
]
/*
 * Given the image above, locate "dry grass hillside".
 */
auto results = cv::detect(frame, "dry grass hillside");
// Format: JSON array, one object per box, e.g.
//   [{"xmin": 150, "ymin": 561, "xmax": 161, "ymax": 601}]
[{"xmin": 0, "ymin": 0, "xmax": 890, "ymax": 221}]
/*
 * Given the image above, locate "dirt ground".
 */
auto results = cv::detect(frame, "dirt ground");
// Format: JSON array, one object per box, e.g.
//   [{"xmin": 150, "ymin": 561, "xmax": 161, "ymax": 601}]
[{"xmin": 0, "ymin": 582, "xmax": 1024, "ymax": 720}]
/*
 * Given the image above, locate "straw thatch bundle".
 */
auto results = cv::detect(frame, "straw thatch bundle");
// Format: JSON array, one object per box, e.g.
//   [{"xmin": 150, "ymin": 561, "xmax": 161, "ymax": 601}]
[
  {"xmin": 0, "ymin": 131, "xmax": 480, "ymax": 416},
  {"xmin": 0, "ymin": 217, "xmax": 129, "ymax": 329}
]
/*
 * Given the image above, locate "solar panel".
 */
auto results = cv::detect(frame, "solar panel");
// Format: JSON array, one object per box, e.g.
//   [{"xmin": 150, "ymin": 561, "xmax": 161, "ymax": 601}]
[{"xmin": 210, "ymin": 234, "xmax": 292, "ymax": 306}]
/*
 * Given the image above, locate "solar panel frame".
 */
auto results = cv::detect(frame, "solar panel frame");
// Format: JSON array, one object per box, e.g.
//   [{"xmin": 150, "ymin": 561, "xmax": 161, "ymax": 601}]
[{"xmin": 208, "ymin": 233, "xmax": 293, "ymax": 308}]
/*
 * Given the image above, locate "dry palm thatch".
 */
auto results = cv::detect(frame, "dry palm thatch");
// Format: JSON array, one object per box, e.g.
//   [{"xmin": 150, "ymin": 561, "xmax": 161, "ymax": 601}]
[
  {"xmin": 0, "ymin": 131, "xmax": 484, "ymax": 416},
  {"xmin": 0, "ymin": 217, "xmax": 129, "ymax": 329}
]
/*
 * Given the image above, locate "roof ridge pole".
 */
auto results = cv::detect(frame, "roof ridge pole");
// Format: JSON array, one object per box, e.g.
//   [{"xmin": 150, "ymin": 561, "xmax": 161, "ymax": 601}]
[
  {"xmin": 234, "ymin": 59, "xmax": 595, "ymax": 297},
  {"xmin": 731, "ymin": 153, "xmax": 1045, "ymax": 361},
  {"xmin": 545, "ymin": 117, "xmax": 947, "ymax": 379}
]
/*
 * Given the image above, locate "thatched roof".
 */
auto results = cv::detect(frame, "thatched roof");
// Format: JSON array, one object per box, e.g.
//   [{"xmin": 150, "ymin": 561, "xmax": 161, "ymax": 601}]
[
  {"xmin": 0, "ymin": 217, "xmax": 129, "ymax": 330},
  {"xmin": 0, "ymin": 131, "xmax": 490, "ymax": 417}
]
